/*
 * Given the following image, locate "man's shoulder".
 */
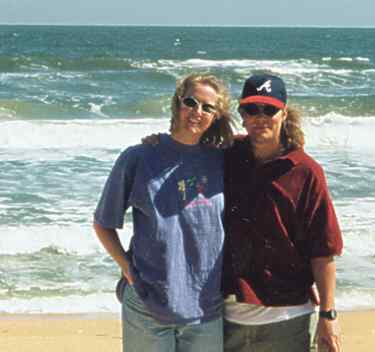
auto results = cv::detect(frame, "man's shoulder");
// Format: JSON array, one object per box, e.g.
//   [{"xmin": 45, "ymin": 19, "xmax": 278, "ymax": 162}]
[
  {"xmin": 285, "ymin": 150, "xmax": 327, "ymax": 187},
  {"xmin": 289, "ymin": 150, "xmax": 324, "ymax": 175}
]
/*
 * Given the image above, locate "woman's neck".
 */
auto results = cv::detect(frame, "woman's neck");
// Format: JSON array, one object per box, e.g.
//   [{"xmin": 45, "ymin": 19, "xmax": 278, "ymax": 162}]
[{"xmin": 171, "ymin": 131, "xmax": 200, "ymax": 145}]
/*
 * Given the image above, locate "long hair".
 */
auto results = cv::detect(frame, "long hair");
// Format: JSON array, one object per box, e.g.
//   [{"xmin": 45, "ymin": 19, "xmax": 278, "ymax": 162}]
[
  {"xmin": 281, "ymin": 106, "xmax": 305, "ymax": 150},
  {"xmin": 170, "ymin": 73, "xmax": 234, "ymax": 147}
]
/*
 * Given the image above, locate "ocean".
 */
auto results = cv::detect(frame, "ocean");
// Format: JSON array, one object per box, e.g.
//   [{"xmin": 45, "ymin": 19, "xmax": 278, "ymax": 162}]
[{"xmin": 0, "ymin": 25, "xmax": 374, "ymax": 314}]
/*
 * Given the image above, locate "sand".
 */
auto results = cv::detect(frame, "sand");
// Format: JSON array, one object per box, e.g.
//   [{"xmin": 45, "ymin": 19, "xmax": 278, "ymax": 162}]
[{"xmin": 0, "ymin": 311, "xmax": 374, "ymax": 351}]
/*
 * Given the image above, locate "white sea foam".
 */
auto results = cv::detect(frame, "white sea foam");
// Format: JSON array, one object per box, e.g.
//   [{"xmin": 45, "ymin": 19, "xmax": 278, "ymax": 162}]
[
  {"xmin": 322, "ymin": 56, "xmax": 370, "ymax": 63},
  {"xmin": 0, "ymin": 107, "xmax": 16, "ymax": 119},
  {"xmin": 0, "ymin": 119, "xmax": 169, "ymax": 150},
  {"xmin": 336, "ymin": 288, "xmax": 375, "ymax": 311},
  {"xmin": 130, "ymin": 58, "xmax": 373, "ymax": 79},
  {"xmin": 135, "ymin": 58, "xmax": 322, "ymax": 74},
  {"xmin": 344, "ymin": 224, "xmax": 375, "ymax": 249},
  {"xmin": 88, "ymin": 103, "xmax": 108, "ymax": 117},
  {"xmin": 87, "ymin": 95, "xmax": 114, "ymax": 117},
  {"xmin": 55, "ymin": 72, "xmax": 86, "ymax": 79},
  {"xmin": 356, "ymin": 57, "xmax": 370, "ymax": 62},
  {"xmin": 0, "ymin": 71, "xmax": 86, "ymax": 82},
  {"xmin": 0, "ymin": 285, "xmax": 373, "ymax": 314},
  {"xmin": 1, "ymin": 115, "xmax": 374, "ymax": 152},
  {"xmin": 303, "ymin": 114, "xmax": 375, "ymax": 152},
  {"xmin": 0, "ymin": 224, "xmax": 132, "ymax": 255},
  {"xmin": 337, "ymin": 57, "xmax": 353, "ymax": 62},
  {"xmin": 0, "ymin": 293, "xmax": 121, "ymax": 314}
]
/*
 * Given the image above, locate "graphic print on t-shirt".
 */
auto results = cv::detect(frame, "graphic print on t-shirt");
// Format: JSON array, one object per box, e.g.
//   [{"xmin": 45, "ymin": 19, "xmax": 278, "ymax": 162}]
[{"xmin": 177, "ymin": 175, "xmax": 212, "ymax": 208}]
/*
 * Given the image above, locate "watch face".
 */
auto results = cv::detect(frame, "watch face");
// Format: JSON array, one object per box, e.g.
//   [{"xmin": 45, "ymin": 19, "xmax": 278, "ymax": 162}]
[
  {"xmin": 320, "ymin": 309, "xmax": 337, "ymax": 320},
  {"xmin": 329, "ymin": 310, "xmax": 337, "ymax": 319}
]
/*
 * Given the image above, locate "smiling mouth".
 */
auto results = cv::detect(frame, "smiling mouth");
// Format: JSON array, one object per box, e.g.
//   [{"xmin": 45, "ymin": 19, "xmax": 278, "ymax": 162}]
[
  {"xmin": 253, "ymin": 125, "xmax": 268, "ymax": 130},
  {"xmin": 188, "ymin": 117, "xmax": 201, "ymax": 126}
]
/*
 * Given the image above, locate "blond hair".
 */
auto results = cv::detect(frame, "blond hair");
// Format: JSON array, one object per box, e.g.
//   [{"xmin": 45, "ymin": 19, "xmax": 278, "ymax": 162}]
[
  {"xmin": 170, "ymin": 73, "xmax": 234, "ymax": 147},
  {"xmin": 281, "ymin": 106, "xmax": 305, "ymax": 150}
]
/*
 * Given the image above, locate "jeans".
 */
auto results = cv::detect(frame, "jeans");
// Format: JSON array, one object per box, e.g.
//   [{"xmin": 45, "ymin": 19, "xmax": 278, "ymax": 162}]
[
  {"xmin": 122, "ymin": 284, "xmax": 223, "ymax": 352},
  {"xmin": 224, "ymin": 312, "xmax": 318, "ymax": 352}
]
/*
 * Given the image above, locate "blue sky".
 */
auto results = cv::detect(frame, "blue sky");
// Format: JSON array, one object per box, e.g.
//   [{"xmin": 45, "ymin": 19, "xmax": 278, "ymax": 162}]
[{"xmin": 1, "ymin": 0, "xmax": 374, "ymax": 26}]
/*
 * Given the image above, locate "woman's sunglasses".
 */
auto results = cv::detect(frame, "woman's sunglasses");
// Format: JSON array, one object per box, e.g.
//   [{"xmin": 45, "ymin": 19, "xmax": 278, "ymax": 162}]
[
  {"xmin": 181, "ymin": 96, "xmax": 217, "ymax": 115},
  {"xmin": 239, "ymin": 103, "xmax": 280, "ymax": 117}
]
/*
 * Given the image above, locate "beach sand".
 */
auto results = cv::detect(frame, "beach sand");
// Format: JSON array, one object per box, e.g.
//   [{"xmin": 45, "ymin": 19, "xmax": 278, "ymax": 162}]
[{"xmin": 0, "ymin": 311, "xmax": 374, "ymax": 351}]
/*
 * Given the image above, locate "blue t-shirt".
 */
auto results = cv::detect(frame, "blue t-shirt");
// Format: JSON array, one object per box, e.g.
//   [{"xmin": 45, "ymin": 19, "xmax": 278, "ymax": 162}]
[{"xmin": 94, "ymin": 134, "xmax": 225, "ymax": 324}]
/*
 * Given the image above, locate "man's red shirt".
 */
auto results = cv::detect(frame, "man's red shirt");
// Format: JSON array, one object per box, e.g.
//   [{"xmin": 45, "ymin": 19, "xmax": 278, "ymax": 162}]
[{"xmin": 222, "ymin": 139, "xmax": 343, "ymax": 306}]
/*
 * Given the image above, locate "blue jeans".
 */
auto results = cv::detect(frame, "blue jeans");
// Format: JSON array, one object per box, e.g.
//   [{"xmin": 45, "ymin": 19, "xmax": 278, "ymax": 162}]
[{"xmin": 122, "ymin": 284, "xmax": 223, "ymax": 352}]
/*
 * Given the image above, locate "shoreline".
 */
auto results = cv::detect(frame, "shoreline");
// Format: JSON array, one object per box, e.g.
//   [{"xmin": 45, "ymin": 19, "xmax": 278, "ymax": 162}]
[
  {"xmin": 0, "ymin": 312, "xmax": 119, "ymax": 321},
  {"xmin": 0, "ymin": 310, "xmax": 374, "ymax": 351}
]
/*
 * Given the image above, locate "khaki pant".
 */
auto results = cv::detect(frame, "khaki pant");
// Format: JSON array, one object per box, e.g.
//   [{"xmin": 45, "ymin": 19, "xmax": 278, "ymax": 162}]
[{"xmin": 224, "ymin": 312, "xmax": 318, "ymax": 352}]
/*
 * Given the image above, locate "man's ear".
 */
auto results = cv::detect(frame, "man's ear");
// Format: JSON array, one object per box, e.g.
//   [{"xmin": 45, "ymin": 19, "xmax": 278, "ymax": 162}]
[{"xmin": 282, "ymin": 106, "xmax": 288, "ymax": 122}]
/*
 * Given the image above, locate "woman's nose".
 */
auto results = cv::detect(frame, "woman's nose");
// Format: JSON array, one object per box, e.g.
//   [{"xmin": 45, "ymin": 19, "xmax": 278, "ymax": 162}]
[{"xmin": 192, "ymin": 103, "xmax": 203, "ymax": 115}]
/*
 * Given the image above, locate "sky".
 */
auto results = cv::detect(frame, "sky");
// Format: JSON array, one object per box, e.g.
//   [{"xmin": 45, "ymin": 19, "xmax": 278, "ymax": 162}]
[{"xmin": 0, "ymin": 0, "xmax": 374, "ymax": 27}]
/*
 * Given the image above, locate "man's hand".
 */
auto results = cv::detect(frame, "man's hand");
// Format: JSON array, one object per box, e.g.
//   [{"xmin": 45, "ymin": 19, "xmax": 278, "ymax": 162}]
[
  {"xmin": 311, "ymin": 257, "xmax": 341, "ymax": 351},
  {"xmin": 316, "ymin": 317, "xmax": 341, "ymax": 352},
  {"xmin": 141, "ymin": 133, "xmax": 161, "ymax": 145}
]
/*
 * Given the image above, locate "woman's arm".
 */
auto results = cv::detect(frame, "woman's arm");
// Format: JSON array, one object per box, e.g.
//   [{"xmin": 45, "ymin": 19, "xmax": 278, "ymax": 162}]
[{"xmin": 93, "ymin": 222, "xmax": 134, "ymax": 285}]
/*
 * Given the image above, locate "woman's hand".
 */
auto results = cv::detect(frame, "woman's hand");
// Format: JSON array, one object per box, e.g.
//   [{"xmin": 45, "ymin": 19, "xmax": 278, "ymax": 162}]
[{"xmin": 122, "ymin": 261, "xmax": 134, "ymax": 285}]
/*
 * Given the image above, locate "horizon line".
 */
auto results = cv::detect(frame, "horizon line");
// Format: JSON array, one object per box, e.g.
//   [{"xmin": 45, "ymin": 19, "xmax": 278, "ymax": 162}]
[{"xmin": 0, "ymin": 23, "xmax": 375, "ymax": 29}]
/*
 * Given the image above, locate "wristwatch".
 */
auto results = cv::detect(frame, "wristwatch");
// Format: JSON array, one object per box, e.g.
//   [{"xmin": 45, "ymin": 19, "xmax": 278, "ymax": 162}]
[{"xmin": 319, "ymin": 309, "xmax": 338, "ymax": 320}]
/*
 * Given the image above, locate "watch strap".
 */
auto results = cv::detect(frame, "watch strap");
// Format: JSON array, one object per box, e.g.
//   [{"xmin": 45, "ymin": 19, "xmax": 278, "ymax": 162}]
[{"xmin": 319, "ymin": 309, "xmax": 337, "ymax": 320}]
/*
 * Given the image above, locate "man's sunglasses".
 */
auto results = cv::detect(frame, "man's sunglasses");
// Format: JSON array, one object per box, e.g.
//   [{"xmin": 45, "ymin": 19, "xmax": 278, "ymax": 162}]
[
  {"xmin": 239, "ymin": 103, "xmax": 280, "ymax": 117},
  {"xmin": 181, "ymin": 96, "xmax": 217, "ymax": 115}
]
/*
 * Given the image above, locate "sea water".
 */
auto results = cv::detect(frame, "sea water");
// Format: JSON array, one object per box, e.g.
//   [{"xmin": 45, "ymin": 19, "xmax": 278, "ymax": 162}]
[{"xmin": 0, "ymin": 26, "xmax": 374, "ymax": 314}]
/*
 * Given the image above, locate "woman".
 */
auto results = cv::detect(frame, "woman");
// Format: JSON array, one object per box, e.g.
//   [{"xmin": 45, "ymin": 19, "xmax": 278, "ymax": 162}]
[
  {"xmin": 93, "ymin": 73, "xmax": 233, "ymax": 352},
  {"xmin": 222, "ymin": 74, "xmax": 343, "ymax": 352}
]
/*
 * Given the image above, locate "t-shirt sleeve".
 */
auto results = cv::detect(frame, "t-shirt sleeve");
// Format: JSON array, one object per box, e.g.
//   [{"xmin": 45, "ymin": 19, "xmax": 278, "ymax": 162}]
[
  {"xmin": 302, "ymin": 166, "xmax": 343, "ymax": 258},
  {"xmin": 94, "ymin": 147, "xmax": 138, "ymax": 229}
]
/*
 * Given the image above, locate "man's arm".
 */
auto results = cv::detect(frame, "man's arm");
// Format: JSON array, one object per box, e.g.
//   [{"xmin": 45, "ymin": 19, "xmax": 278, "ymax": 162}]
[
  {"xmin": 311, "ymin": 256, "xmax": 341, "ymax": 352},
  {"xmin": 93, "ymin": 222, "xmax": 134, "ymax": 285}
]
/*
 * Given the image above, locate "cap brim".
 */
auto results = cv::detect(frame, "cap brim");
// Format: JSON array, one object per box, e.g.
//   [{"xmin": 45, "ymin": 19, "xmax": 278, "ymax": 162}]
[{"xmin": 239, "ymin": 96, "xmax": 285, "ymax": 109}]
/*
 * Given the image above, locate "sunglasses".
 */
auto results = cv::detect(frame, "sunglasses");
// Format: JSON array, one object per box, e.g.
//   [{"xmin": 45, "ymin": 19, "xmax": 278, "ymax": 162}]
[
  {"xmin": 181, "ymin": 96, "xmax": 217, "ymax": 115},
  {"xmin": 239, "ymin": 103, "xmax": 280, "ymax": 117}
]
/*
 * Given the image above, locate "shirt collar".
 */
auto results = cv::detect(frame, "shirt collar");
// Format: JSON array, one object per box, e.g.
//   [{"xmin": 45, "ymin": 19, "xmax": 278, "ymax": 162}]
[
  {"xmin": 276, "ymin": 148, "xmax": 306, "ymax": 165},
  {"xmin": 234, "ymin": 137, "xmax": 305, "ymax": 165}
]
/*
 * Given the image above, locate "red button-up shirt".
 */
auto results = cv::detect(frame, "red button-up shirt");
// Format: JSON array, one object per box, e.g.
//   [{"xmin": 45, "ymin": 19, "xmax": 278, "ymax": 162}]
[{"xmin": 222, "ymin": 139, "xmax": 343, "ymax": 306}]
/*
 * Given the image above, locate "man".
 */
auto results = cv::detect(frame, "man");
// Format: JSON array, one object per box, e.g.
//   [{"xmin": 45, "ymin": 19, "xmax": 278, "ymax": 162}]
[{"xmin": 223, "ymin": 74, "xmax": 343, "ymax": 352}]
